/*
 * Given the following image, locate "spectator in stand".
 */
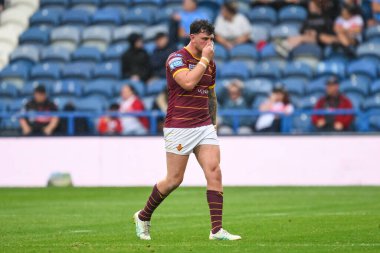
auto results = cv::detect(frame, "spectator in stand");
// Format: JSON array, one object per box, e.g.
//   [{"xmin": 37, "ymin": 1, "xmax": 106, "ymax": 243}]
[
  {"xmin": 369, "ymin": 0, "xmax": 380, "ymax": 24},
  {"xmin": 214, "ymin": 2, "xmax": 251, "ymax": 50},
  {"xmin": 312, "ymin": 76, "xmax": 354, "ymax": 132},
  {"xmin": 255, "ymin": 87, "xmax": 294, "ymax": 132},
  {"xmin": 333, "ymin": 4, "xmax": 364, "ymax": 50},
  {"xmin": 59, "ymin": 102, "xmax": 89, "ymax": 135},
  {"xmin": 97, "ymin": 103, "xmax": 123, "ymax": 135},
  {"xmin": 119, "ymin": 84, "xmax": 149, "ymax": 135},
  {"xmin": 219, "ymin": 80, "xmax": 252, "ymax": 134},
  {"xmin": 121, "ymin": 33, "xmax": 152, "ymax": 82},
  {"xmin": 150, "ymin": 32, "xmax": 177, "ymax": 79},
  {"xmin": 172, "ymin": 0, "xmax": 210, "ymax": 43},
  {"xmin": 275, "ymin": 0, "xmax": 335, "ymax": 57},
  {"xmin": 19, "ymin": 85, "xmax": 59, "ymax": 136}
]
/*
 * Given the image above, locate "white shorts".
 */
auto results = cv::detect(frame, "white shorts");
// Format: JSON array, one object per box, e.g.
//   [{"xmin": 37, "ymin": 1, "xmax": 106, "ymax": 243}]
[{"xmin": 163, "ymin": 124, "xmax": 219, "ymax": 155}]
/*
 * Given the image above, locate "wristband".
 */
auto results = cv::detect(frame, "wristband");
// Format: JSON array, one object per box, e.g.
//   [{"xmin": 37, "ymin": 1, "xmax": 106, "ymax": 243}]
[
  {"xmin": 201, "ymin": 56, "xmax": 210, "ymax": 64},
  {"xmin": 199, "ymin": 61, "xmax": 207, "ymax": 69}
]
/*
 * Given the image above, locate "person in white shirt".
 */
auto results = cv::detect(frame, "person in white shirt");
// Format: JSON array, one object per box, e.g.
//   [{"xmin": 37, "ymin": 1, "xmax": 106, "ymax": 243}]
[
  {"xmin": 334, "ymin": 3, "xmax": 364, "ymax": 47},
  {"xmin": 256, "ymin": 87, "xmax": 294, "ymax": 132},
  {"xmin": 214, "ymin": 2, "xmax": 251, "ymax": 49}
]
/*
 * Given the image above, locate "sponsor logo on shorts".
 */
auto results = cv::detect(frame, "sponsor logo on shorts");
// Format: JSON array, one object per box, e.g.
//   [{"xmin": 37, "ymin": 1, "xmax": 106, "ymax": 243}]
[
  {"xmin": 176, "ymin": 144, "xmax": 183, "ymax": 151},
  {"xmin": 169, "ymin": 57, "xmax": 185, "ymax": 71}
]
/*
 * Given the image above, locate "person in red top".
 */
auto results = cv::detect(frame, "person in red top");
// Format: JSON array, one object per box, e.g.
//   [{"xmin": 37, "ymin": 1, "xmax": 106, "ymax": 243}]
[
  {"xmin": 133, "ymin": 20, "xmax": 241, "ymax": 241},
  {"xmin": 97, "ymin": 103, "xmax": 122, "ymax": 135},
  {"xmin": 312, "ymin": 76, "xmax": 354, "ymax": 132}
]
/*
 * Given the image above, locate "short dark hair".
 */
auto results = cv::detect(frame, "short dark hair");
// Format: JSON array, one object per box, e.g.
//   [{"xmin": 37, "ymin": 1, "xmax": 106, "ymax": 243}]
[
  {"xmin": 190, "ymin": 19, "xmax": 215, "ymax": 35},
  {"xmin": 34, "ymin": 85, "xmax": 46, "ymax": 94},
  {"xmin": 223, "ymin": 2, "xmax": 237, "ymax": 15}
]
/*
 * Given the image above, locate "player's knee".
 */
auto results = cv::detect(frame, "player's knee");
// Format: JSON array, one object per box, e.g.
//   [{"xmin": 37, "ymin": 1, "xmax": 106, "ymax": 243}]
[
  {"xmin": 167, "ymin": 174, "xmax": 183, "ymax": 190},
  {"xmin": 206, "ymin": 165, "xmax": 221, "ymax": 181}
]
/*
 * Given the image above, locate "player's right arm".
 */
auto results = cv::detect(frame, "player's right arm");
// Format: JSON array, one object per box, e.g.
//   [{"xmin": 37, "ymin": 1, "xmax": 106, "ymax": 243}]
[{"xmin": 173, "ymin": 42, "xmax": 214, "ymax": 91}]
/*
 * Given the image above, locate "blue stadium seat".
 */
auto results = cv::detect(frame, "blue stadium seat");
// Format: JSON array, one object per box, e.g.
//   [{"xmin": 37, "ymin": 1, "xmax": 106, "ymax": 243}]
[
  {"xmin": 103, "ymin": 43, "xmax": 129, "ymax": 61},
  {"xmin": 91, "ymin": 8, "xmax": 122, "ymax": 27},
  {"xmin": 50, "ymin": 26, "xmax": 81, "ymax": 52},
  {"xmin": 251, "ymin": 95, "xmax": 267, "ymax": 109},
  {"xmin": 72, "ymin": 46, "xmax": 103, "ymax": 63},
  {"xmin": 251, "ymin": 24, "xmax": 270, "ymax": 43},
  {"xmin": 142, "ymin": 95, "xmax": 156, "ymax": 110},
  {"xmin": 0, "ymin": 63, "xmax": 30, "ymax": 85},
  {"xmin": 292, "ymin": 114, "xmax": 312, "ymax": 133},
  {"xmin": 143, "ymin": 24, "xmax": 169, "ymax": 42},
  {"xmin": 70, "ymin": 0, "xmax": 101, "ymax": 13},
  {"xmin": 281, "ymin": 77, "xmax": 305, "ymax": 97},
  {"xmin": 30, "ymin": 8, "xmax": 62, "ymax": 27},
  {"xmin": 93, "ymin": 61, "xmax": 121, "ymax": 80},
  {"xmin": 75, "ymin": 96, "xmax": 107, "ymax": 112},
  {"xmin": 100, "ymin": 0, "xmax": 130, "ymax": 11},
  {"xmin": 112, "ymin": 25, "xmax": 143, "ymax": 44},
  {"xmin": 131, "ymin": 0, "xmax": 161, "ymax": 9},
  {"xmin": 40, "ymin": 46, "xmax": 71, "ymax": 64},
  {"xmin": 82, "ymin": 26, "xmax": 112, "ymax": 51},
  {"xmin": 369, "ymin": 114, "xmax": 380, "ymax": 131},
  {"xmin": 30, "ymin": 63, "xmax": 61, "ymax": 81},
  {"xmin": 357, "ymin": 42, "xmax": 380, "ymax": 59},
  {"xmin": 60, "ymin": 9, "xmax": 91, "ymax": 27},
  {"xmin": 154, "ymin": 6, "xmax": 176, "ymax": 24},
  {"xmin": 220, "ymin": 61, "xmax": 250, "ymax": 80},
  {"xmin": 291, "ymin": 43, "xmax": 322, "ymax": 68},
  {"xmin": 251, "ymin": 62, "xmax": 281, "ymax": 80},
  {"xmin": 365, "ymin": 25, "xmax": 380, "ymax": 42},
  {"xmin": 278, "ymin": 5, "xmax": 307, "ymax": 25},
  {"xmin": 198, "ymin": 0, "xmax": 221, "ymax": 11},
  {"xmin": 84, "ymin": 80, "xmax": 114, "ymax": 98},
  {"xmin": 230, "ymin": 44, "xmax": 258, "ymax": 61},
  {"xmin": 248, "ymin": 6, "xmax": 276, "ymax": 27},
  {"xmin": 8, "ymin": 98, "xmax": 28, "ymax": 112},
  {"xmin": 260, "ymin": 43, "xmax": 282, "ymax": 59},
  {"xmin": 345, "ymin": 92, "xmax": 364, "ymax": 109},
  {"xmin": 53, "ymin": 96, "xmax": 77, "ymax": 110},
  {"xmin": 305, "ymin": 76, "xmax": 329, "ymax": 96},
  {"xmin": 10, "ymin": 45, "xmax": 40, "ymax": 66},
  {"xmin": 347, "ymin": 59, "xmax": 378, "ymax": 80},
  {"xmin": 363, "ymin": 95, "xmax": 380, "ymax": 111},
  {"xmin": 40, "ymin": 0, "xmax": 70, "ymax": 9},
  {"xmin": 316, "ymin": 61, "xmax": 346, "ymax": 79},
  {"xmin": 371, "ymin": 80, "xmax": 380, "ymax": 95},
  {"xmin": 298, "ymin": 95, "xmax": 319, "ymax": 110},
  {"xmin": 52, "ymin": 80, "xmax": 83, "ymax": 97},
  {"xmin": 340, "ymin": 78, "xmax": 369, "ymax": 97},
  {"xmin": 244, "ymin": 78, "xmax": 273, "ymax": 96},
  {"xmin": 162, "ymin": 0, "xmax": 182, "ymax": 8},
  {"xmin": 19, "ymin": 27, "xmax": 50, "ymax": 46},
  {"xmin": 20, "ymin": 81, "xmax": 49, "ymax": 96},
  {"xmin": 61, "ymin": 63, "xmax": 93, "ymax": 80},
  {"xmin": 283, "ymin": 62, "xmax": 313, "ymax": 79},
  {"xmin": 0, "ymin": 83, "xmax": 18, "ymax": 98},
  {"xmin": 123, "ymin": 7, "xmax": 154, "ymax": 26},
  {"xmin": 214, "ymin": 43, "xmax": 229, "ymax": 62},
  {"xmin": 270, "ymin": 24, "xmax": 300, "ymax": 40},
  {"xmin": 146, "ymin": 79, "xmax": 166, "ymax": 95}
]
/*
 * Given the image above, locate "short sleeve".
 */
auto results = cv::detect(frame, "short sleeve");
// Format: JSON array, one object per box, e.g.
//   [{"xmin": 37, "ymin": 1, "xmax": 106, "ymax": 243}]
[
  {"xmin": 238, "ymin": 14, "xmax": 252, "ymax": 34},
  {"xmin": 166, "ymin": 53, "xmax": 189, "ymax": 78}
]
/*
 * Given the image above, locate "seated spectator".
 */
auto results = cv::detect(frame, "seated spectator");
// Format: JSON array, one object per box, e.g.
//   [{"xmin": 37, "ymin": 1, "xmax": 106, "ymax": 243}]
[
  {"xmin": 59, "ymin": 102, "xmax": 89, "ymax": 135},
  {"xmin": 19, "ymin": 85, "xmax": 59, "ymax": 136},
  {"xmin": 150, "ymin": 32, "xmax": 177, "ymax": 79},
  {"xmin": 275, "ymin": 0, "xmax": 335, "ymax": 57},
  {"xmin": 371, "ymin": 0, "xmax": 380, "ymax": 24},
  {"xmin": 97, "ymin": 103, "xmax": 122, "ymax": 135},
  {"xmin": 256, "ymin": 87, "xmax": 294, "ymax": 132},
  {"xmin": 214, "ymin": 2, "xmax": 251, "ymax": 50},
  {"xmin": 333, "ymin": 4, "xmax": 364, "ymax": 50},
  {"xmin": 119, "ymin": 84, "xmax": 149, "ymax": 135},
  {"xmin": 121, "ymin": 33, "xmax": 152, "ymax": 82},
  {"xmin": 312, "ymin": 76, "xmax": 354, "ymax": 132},
  {"xmin": 172, "ymin": 0, "xmax": 210, "ymax": 43},
  {"xmin": 219, "ymin": 80, "xmax": 252, "ymax": 134}
]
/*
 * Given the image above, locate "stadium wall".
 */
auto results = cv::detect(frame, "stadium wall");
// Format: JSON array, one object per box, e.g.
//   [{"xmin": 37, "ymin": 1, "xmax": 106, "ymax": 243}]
[{"xmin": 1, "ymin": 136, "xmax": 380, "ymax": 187}]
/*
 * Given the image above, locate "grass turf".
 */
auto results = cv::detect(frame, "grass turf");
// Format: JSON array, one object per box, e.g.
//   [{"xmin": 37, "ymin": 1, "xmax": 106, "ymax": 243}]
[{"xmin": 0, "ymin": 187, "xmax": 379, "ymax": 253}]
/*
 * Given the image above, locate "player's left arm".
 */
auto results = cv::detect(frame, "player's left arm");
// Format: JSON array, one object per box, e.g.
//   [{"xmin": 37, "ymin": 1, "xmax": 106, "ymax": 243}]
[{"xmin": 208, "ymin": 86, "xmax": 217, "ymax": 126}]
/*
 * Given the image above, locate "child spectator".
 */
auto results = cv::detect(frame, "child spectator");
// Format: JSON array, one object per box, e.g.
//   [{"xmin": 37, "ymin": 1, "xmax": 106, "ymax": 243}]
[{"xmin": 97, "ymin": 103, "xmax": 123, "ymax": 135}]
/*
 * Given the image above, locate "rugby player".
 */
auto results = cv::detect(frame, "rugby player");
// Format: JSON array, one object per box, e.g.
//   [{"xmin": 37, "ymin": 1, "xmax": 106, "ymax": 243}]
[{"xmin": 133, "ymin": 19, "xmax": 241, "ymax": 241}]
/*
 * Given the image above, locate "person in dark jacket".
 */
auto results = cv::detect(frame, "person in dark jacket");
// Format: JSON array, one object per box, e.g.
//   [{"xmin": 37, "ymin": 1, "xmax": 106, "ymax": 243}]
[
  {"xmin": 150, "ymin": 32, "xmax": 177, "ymax": 79},
  {"xmin": 312, "ymin": 76, "xmax": 354, "ymax": 132},
  {"xmin": 121, "ymin": 33, "xmax": 152, "ymax": 82}
]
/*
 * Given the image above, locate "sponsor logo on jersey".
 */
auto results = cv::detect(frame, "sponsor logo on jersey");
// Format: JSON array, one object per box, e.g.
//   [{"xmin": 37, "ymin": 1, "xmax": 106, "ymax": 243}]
[
  {"xmin": 169, "ymin": 57, "xmax": 185, "ymax": 71},
  {"xmin": 197, "ymin": 88, "xmax": 209, "ymax": 95}
]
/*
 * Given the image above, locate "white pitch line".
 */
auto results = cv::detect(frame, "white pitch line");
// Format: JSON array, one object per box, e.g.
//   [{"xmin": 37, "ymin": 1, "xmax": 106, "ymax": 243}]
[{"xmin": 68, "ymin": 230, "xmax": 93, "ymax": 233}]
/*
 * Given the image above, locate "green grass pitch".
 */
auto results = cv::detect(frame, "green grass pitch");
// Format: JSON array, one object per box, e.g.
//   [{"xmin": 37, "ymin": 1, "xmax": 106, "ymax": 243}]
[{"xmin": 1, "ymin": 187, "xmax": 379, "ymax": 253}]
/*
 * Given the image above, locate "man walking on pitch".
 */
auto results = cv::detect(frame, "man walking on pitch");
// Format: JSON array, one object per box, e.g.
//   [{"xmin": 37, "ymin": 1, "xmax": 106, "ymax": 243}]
[{"xmin": 133, "ymin": 20, "xmax": 241, "ymax": 241}]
